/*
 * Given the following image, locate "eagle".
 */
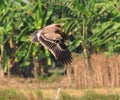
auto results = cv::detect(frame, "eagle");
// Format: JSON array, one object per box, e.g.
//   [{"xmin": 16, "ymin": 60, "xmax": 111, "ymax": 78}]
[{"xmin": 31, "ymin": 24, "xmax": 72, "ymax": 65}]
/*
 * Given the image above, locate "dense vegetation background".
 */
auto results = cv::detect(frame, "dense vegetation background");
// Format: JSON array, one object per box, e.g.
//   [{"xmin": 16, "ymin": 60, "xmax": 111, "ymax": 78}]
[{"xmin": 1, "ymin": 0, "xmax": 120, "ymax": 86}]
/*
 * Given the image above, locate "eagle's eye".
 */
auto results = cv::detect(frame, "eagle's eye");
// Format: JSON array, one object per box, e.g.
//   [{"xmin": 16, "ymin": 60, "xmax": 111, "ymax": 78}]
[{"xmin": 33, "ymin": 30, "xmax": 37, "ymax": 34}]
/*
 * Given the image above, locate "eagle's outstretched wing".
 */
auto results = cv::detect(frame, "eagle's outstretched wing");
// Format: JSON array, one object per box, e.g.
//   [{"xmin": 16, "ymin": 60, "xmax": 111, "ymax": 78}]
[
  {"xmin": 31, "ymin": 24, "xmax": 72, "ymax": 65},
  {"xmin": 39, "ymin": 33, "xmax": 72, "ymax": 64}
]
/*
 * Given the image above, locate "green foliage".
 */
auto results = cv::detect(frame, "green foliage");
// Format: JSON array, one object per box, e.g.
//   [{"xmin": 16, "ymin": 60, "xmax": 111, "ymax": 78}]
[
  {"xmin": 0, "ymin": 88, "xmax": 43, "ymax": 100},
  {"xmin": 1, "ymin": 0, "xmax": 120, "ymax": 76},
  {"xmin": 90, "ymin": 0, "xmax": 120, "ymax": 54},
  {"xmin": 79, "ymin": 91, "xmax": 120, "ymax": 100},
  {"xmin": 55, "ymin": 0, "xmax": 120, "ymax": 55},
  {"xmin": 61, "ymin": 91, "xmax": 120, "ymax": 100},
  {"xmin": 0, "ymin": 88, "xmax": 27, "ymax": 100},
  {"xmin": 0, "ymin": 0, "xmax": 53, "ymax": 74},
  {"xmin": 0, "ymin": 88, "xmax": 119, "ymax": 100}
]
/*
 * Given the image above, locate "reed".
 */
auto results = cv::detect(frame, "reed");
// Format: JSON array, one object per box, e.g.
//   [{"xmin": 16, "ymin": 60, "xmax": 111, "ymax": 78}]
[{"xmin": 62, "ymin": 54, "xmax": 120, "ymax": 88}]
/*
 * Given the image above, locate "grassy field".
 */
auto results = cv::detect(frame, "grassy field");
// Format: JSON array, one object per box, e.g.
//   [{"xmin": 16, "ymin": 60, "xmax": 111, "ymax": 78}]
[
  {"xmin": 0, "ymin": 78, "xmax": 120, "ymax": 100},
  {"xmin": 0, "ymin": 88, "xmax": 120, "ymax": 100}
]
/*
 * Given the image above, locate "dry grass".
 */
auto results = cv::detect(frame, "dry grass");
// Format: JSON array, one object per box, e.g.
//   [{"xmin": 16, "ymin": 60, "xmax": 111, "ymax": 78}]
[
  {"xmin": 0, "ymin": 77, "xmax": 120, "ymax": 100},
  {"xmin": 1, "ymin": 53, "xmax": 120, "ymax": 89},
  {"xmin": 0, "ymin": 87, "xmax": 119, "ymax": 100},
  {"xmin": 0, "ymin": 53, "xmax": 120, "ymax": 99},
  {"xmin": 62, "ymin": 53, "xmax": 120, "ymax": 88}
]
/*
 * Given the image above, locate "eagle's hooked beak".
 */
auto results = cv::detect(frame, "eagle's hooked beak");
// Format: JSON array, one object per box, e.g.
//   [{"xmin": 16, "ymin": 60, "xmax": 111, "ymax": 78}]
[{"xmin": 31, "ymin": 31, "xmax": 39, "ymax": 43}]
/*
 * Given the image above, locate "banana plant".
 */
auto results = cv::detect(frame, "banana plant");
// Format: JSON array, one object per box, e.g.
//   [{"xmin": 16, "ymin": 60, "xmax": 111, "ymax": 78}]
[
  {"xmin": 55, "ymin": 0, "xmax": 120, "ymax": 55},
  {"xmin": 0, "ymin": 0, "xmax": 53, "ymax": 76},
  {"xmin": 0, "ymin": 27, "xmax": 9, "ymax": 74},
  {"xmin": 0, "ymin": 0, "xmax": 12, "ymax": 74},
  {"xmin": 13, "ymin": 0, "xmax": 53, "ymax": 76},
  {"xmin": 89, "ymin": 0, "xmax": 120, "ymax": 55},
  {"xmin": 50, "ymin": 0, "xmax": 120, "ymax": 71},
  {"xmin": 54, "ymin": 0, "xmax": 95, "ymax": 53}
]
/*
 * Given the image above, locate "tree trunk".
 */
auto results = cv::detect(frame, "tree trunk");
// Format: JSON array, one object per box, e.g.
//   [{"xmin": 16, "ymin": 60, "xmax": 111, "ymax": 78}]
[
  {"xmin": 33, "ymin": 57, "xmax": 39, "ymax": 79},
  {"xmin": 8, "ymin": 59, "xmax": 11, "ymax": 83},
  {"xmin": 0, "ymin": 63, "xmax": 4, "ymax": 78},
  {"xmin": 0, "ymin": 56, "xmax": 4, "ymax": 78}
]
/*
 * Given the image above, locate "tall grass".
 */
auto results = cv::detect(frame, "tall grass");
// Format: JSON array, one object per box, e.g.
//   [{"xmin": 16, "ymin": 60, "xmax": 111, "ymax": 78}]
[
  {"xmin": 79, "ymin": 92, "xmax": 119, "ymax": 100},
  {"xmin": 62, "ymin": 54, "xmax": 120, "ymax": 88},
  {"xmin": 61, "ymin": 91, "xmax": 119, "ymax": 100},
  {"xmin": 0, "ymin": 88, "xmax": 43, "ymax": 100},
  {"xmin": 0, "ymin": 88, "xmax": 119, "ymax": 100}
]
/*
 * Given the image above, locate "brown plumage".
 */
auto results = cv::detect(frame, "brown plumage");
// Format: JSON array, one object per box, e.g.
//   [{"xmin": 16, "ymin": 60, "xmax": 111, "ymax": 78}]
[{"xmin": 31, "ymin": 24, "xmax": 72, "ymax": 65}]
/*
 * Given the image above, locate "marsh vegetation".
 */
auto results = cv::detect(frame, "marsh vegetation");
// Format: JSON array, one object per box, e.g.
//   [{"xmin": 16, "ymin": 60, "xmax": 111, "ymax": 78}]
[{"xmin": 0, "ymin": 0, "xmax": 120, "ymax": 99}]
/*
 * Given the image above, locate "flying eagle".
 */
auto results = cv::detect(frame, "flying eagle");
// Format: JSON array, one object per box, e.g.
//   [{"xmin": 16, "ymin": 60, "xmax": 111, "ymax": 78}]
[{"xmin": 31, "ymin": 24, "xmax": 72, "ymax": 65}]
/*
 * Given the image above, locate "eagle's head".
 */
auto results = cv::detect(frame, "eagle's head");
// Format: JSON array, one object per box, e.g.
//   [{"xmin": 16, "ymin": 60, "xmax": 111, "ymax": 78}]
[{"xmin": 31, "ymin": 31, "xmax": 39, "ymax": 42}]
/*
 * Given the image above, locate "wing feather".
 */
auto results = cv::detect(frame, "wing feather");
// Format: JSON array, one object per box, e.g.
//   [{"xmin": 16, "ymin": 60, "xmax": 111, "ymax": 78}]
[{"xmin": 39, "ymin": 34, "xmax": 72, "ymax": 65}]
